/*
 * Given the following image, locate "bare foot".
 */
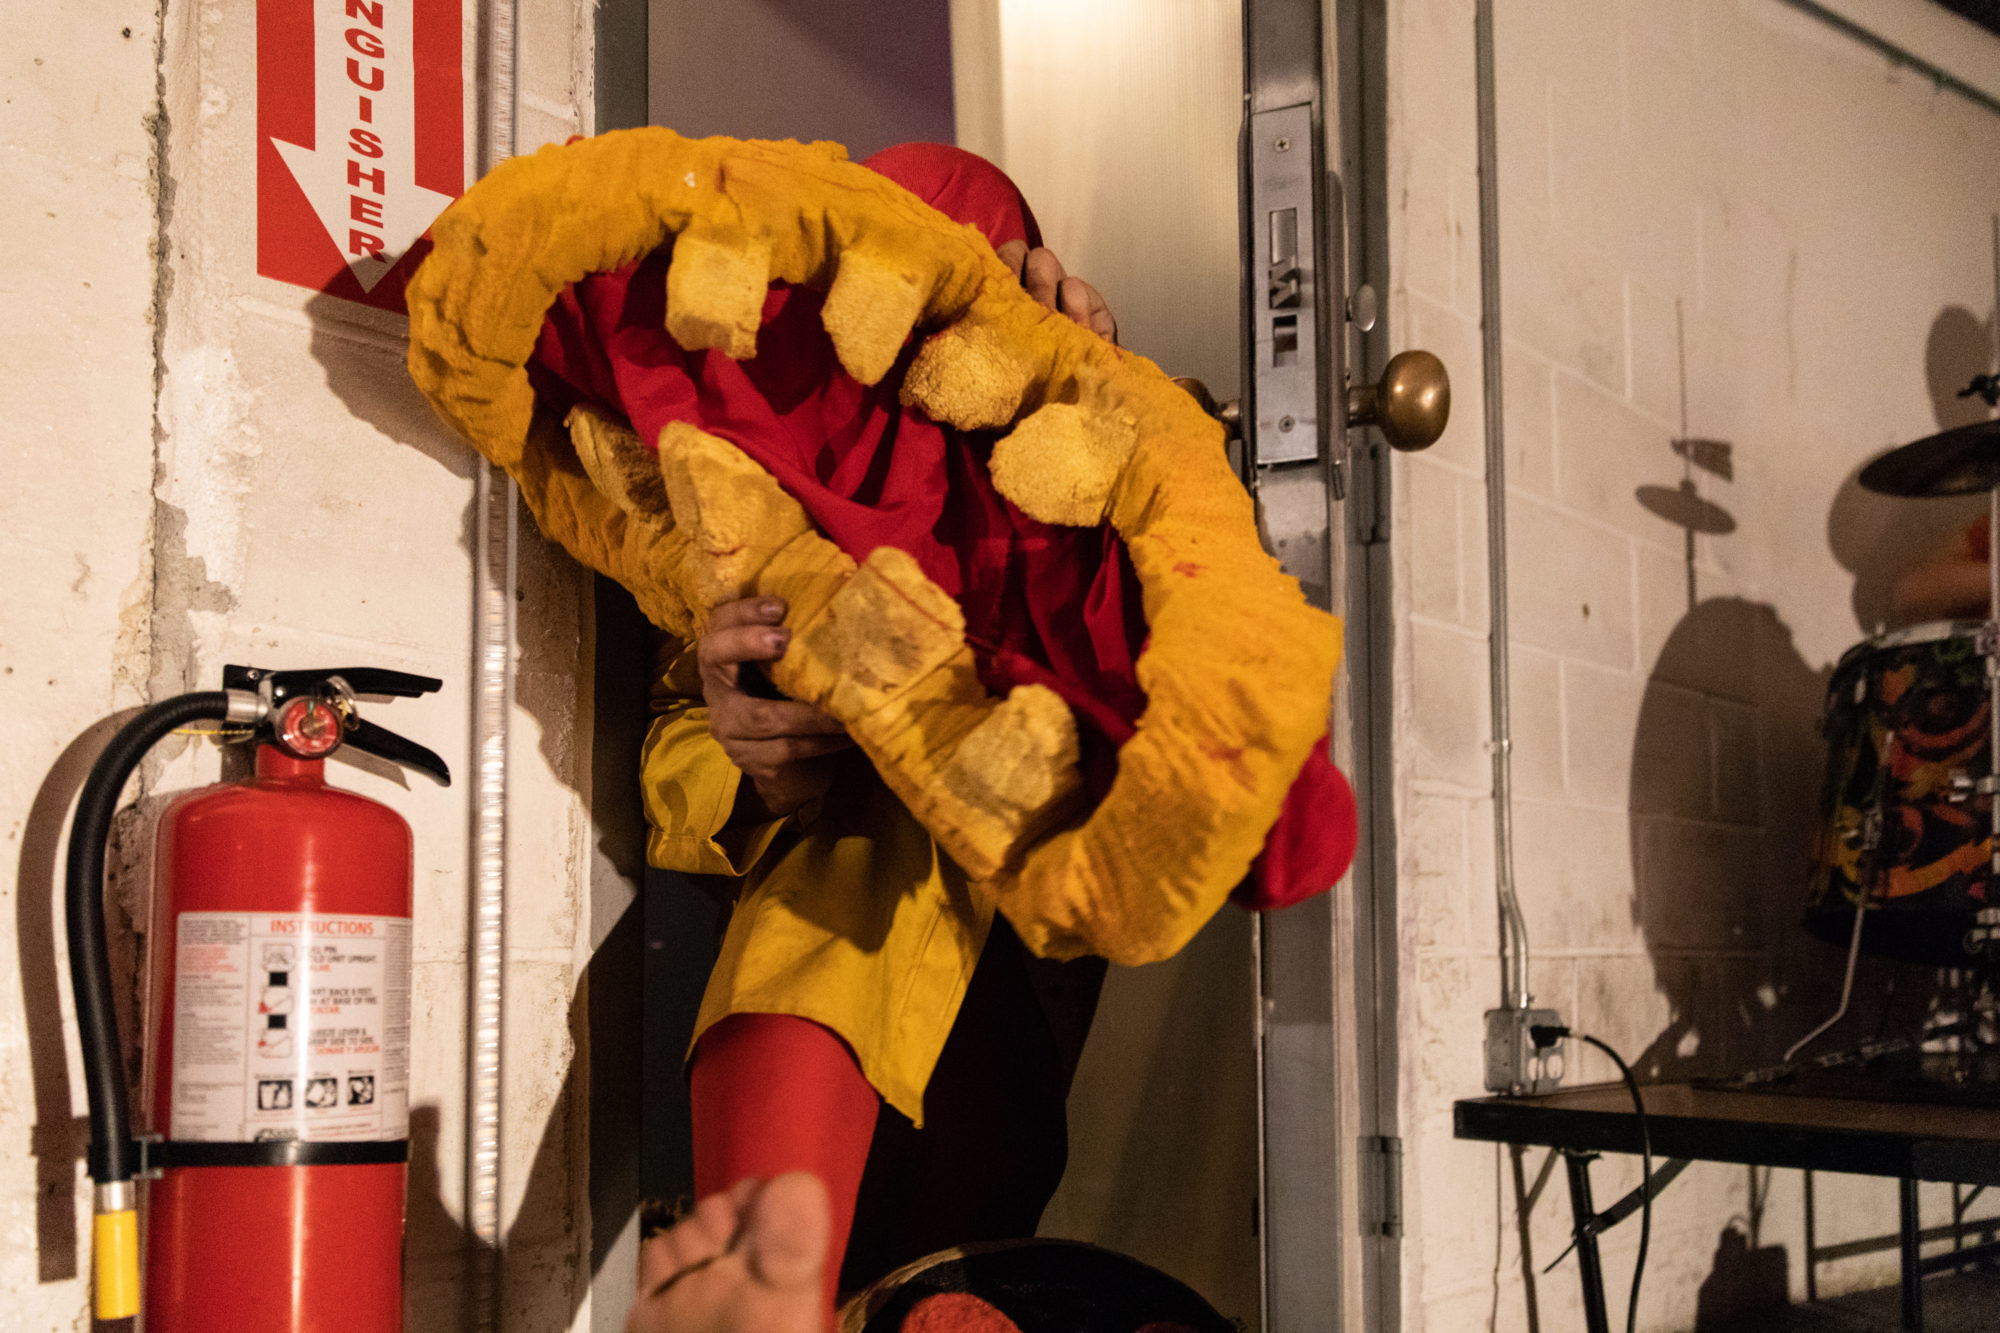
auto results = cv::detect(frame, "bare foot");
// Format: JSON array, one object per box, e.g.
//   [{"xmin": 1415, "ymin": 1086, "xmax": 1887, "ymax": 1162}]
[{"xmin": 625, "ymin": 1172, "xmax": 830, "ymax": 1333}]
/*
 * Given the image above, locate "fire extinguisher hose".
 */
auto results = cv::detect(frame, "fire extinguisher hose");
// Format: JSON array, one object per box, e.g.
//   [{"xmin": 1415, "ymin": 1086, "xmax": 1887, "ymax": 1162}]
[{"xmin": 66, "ymin": 689, "xmax": 235, "ymax": 1320}]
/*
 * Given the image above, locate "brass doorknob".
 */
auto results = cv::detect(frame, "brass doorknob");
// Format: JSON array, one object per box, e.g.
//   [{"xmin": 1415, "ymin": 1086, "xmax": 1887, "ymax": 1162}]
[
  {"xmin": 1347, "ymin": 349, "xmax": 1450, "ymax": 451},
  {"xmin": 1172, "ymin": 376, "xmax": 1242, "ymax": 442}
]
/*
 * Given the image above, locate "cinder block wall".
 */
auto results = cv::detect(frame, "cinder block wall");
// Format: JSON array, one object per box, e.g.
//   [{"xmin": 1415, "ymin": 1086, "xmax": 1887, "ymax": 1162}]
[
  {"xmin": 5, "ymin": 1, "xmax": 606, "ymax": 1327},
  {"xmin": 1388, "ymin": 0, "xmax": 2000, "ymax": 1328}
]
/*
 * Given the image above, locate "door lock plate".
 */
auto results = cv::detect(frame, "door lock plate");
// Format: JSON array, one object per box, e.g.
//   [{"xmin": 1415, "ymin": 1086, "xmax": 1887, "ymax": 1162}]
[{"xmin": 1249, "ymin": 104, "xmax": 1322, "ymax": 466}]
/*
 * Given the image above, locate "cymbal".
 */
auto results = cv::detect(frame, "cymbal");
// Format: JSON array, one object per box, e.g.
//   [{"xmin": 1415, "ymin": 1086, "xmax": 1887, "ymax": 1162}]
[{"xmin": 1859, "ymin": 419, "xmax": 2000, "ymax": 497}]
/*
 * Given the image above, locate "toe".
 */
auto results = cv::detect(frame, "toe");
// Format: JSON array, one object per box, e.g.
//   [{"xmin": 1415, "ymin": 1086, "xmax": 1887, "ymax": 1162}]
[{"xmin": 744, "ymin": 1171, "xmax": 829, "ymax": 1293}]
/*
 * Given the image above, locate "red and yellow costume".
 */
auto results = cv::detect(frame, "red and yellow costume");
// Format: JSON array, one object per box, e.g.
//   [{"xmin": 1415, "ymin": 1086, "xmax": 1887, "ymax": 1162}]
[{"xmin": 406, "ymin": 133, "xmax": 1357, "ymax": 1322}]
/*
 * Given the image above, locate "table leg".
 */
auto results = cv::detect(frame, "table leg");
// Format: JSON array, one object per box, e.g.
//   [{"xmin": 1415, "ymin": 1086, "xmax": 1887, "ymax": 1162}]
[
  {"xmin": 1804, "ymin": 1169, "xmax": 1818, "ymax": 1303},
  {"xmin": 1900, "ymin": 1176, "xmax": 1923, "ymax": 1332},
  {"xmin": 1563, "ymin": 1150, "xmax": 1612, "ymax": 1333}
]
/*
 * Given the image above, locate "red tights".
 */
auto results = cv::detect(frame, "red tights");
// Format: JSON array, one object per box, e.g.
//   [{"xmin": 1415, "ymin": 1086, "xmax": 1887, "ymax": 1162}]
[
  {"xmin": 688, "ymin": 923, "xmax": 1076, "ymax": 1328},
  {"xmin": 689, "ymin": 1013, "xmax": 877, "ymax": 1325}
]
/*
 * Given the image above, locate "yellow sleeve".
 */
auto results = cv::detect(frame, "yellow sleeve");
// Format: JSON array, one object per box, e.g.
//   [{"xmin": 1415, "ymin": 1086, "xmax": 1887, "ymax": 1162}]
[{"xmin": 641, "ymin": 639, "xmax": 788, "ymax": 876}]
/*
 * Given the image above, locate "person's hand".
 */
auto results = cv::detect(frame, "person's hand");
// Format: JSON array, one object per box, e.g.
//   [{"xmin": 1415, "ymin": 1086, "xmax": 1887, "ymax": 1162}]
[
  {"xmin": 697, "ymin": 597, "xmax": 853, "ymax": 817},
  {"xmin": 996, "ymin": 239, "xmax": 1117, "ymax": 343}
]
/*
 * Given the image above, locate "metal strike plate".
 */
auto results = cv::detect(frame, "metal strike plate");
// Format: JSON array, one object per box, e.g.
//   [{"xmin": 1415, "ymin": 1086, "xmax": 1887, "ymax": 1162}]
[{"xmin": 1249, "ymin": 104, "xmax": 1321, "ymax": 466}]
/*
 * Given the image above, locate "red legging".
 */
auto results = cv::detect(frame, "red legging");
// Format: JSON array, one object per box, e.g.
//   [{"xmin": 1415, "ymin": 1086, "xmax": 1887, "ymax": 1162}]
[
  {"xmin": 688, "ymin": 923, "xmax": 1075, "ymax": 1328},
  {"xmin": 689, "ymin": 1013, "xmax": 878, "ymax": 1325}
]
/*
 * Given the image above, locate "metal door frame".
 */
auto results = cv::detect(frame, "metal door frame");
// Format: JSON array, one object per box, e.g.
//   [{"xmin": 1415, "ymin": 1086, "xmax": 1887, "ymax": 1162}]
[{"xmin": 1246, "ymin": 0, "xmax": 1400, "ymax": 1329}]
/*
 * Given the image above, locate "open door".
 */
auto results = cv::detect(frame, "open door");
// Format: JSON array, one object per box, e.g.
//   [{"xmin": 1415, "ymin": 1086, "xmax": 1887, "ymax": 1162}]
[{"xmin": 619, "ymin": 4, "xmax": 1446, "ymax": 1330}]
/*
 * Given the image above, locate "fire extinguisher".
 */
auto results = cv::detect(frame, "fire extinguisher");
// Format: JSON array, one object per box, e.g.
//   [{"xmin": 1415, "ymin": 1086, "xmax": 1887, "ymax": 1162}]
[{"xmin": 66, "ymin": 664, "xmax": 449, "ymax": 1329}]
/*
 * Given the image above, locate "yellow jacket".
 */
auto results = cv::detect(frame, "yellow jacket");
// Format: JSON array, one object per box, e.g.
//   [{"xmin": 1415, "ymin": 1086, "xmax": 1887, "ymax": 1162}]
[{"xmin": 643, "ymin": 643, "xmax": 990, "ymax": 1124}]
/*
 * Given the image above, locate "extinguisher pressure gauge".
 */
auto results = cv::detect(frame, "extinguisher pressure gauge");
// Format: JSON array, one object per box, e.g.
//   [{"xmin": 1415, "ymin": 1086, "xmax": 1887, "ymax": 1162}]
[{"xmin": 273, "ymin": 694, "xmax": 345, "ymax": 760}]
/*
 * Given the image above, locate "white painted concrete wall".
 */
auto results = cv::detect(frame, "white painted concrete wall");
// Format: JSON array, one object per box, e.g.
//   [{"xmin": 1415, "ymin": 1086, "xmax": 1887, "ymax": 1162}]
[
  {"xmin": 1389, "ymin": 0, "xmax": 2000, "ymax": 1328},
  {"xmin": 5, "ymin": 1, "xmax": 607, "ymax": 1327}
]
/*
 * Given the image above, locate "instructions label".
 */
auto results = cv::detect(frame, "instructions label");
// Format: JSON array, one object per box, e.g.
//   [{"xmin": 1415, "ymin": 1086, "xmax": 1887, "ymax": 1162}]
[{"xmin": 171, "ymin": 912, "xmax": 410, "ymax": 1142}]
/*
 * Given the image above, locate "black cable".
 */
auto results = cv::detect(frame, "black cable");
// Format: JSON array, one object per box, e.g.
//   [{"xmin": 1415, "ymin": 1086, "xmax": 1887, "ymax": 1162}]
[
  {"xmin": 65, "ymin": 691, "xmax": 231, "ymax": 1184},
  {"xmin": 1534, "ymin": 1026, "xmax": 1651, "ymax": 1333}
]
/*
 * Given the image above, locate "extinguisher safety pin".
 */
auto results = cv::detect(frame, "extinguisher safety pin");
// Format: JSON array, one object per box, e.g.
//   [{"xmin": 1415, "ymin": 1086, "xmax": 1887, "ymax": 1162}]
[{"xmin": 319, "ymin": 674, "xmax": 360, "ymax": 721}]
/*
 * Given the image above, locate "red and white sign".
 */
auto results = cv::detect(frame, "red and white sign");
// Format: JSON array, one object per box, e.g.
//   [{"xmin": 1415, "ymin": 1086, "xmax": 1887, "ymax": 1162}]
[{"xmin": 257, "ymin": 0, "xmax": 462, "ymax": 313}]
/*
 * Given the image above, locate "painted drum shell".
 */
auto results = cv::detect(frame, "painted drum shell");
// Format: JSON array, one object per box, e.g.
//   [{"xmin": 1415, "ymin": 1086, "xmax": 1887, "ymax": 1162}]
[{"xmin": 1805, "ymin": 624, "xmax": 1995, "ymax": 965}]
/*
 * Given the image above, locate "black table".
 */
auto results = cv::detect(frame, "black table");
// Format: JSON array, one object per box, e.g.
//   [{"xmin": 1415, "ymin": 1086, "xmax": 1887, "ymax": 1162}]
[{"xmin": 1455, "ymin": 1083, "xmax": 2000, "ymax": 1331}]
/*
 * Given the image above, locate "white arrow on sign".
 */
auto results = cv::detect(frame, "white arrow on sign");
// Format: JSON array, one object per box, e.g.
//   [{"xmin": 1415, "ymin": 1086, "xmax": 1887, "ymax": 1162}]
[{"xmin": 273, "ymin": 0, "xmax": 454, "ymax": 293}]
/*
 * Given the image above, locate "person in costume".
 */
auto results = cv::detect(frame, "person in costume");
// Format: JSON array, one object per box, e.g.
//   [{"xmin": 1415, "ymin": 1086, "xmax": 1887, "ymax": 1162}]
[
  {"xmin": 1892, "ymin": 512, "xmax": 1995, "ymax": 624},
  {"xmin": 522, "ymin": 143, "xmax": 1356, "ymax": 1328}
]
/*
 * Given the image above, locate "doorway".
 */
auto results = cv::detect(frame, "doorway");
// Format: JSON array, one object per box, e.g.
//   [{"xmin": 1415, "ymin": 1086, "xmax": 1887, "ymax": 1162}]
[{"xmin": 611, "ymin": 4, "xmax": 1366, "ymax": 1329}]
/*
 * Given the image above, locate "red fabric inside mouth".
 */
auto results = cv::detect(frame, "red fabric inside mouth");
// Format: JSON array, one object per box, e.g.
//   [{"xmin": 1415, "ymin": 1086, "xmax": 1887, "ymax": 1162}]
[{"xmin": 525, "ymin": 141, "xmax": 1355, "ymax": 909}]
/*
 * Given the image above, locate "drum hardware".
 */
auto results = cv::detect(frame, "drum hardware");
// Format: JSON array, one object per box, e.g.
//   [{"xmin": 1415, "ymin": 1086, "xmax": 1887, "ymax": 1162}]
[
  {"xmin": 1965, "ymin": 907, "xmax": 2000, "ymax": 959},
  {"xmin": 1960, "ymin": 372, "xmax": 2000, "ymax": 408},
  {"xmin": 1788, "ymin": 885, "xmax": 1873, "ymax": 1062},
  {"xmin": 1723, "ymin": 1018, "xmax": 1978, "ymax": 1090}
]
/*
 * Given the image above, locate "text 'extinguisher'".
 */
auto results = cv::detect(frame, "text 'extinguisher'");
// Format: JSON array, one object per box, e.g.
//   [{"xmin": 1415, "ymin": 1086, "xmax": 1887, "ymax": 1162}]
[{"xmin": 65, "ymin": 665, "xmax": 448, "ymax": 1329}]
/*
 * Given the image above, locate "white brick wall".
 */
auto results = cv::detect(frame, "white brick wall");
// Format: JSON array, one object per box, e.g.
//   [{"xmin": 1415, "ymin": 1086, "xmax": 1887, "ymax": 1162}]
[
  {"xmin": 1389, "ymin": 0, "xmax": 2000, "ymax": 1328},
  {"xmin": 4, "ymin": 1, "xmax": 603, "ymax": 1327}
]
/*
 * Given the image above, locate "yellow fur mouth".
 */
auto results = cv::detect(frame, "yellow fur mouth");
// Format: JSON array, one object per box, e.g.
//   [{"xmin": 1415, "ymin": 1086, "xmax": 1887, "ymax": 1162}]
[{"xmin": 406, "ymin": 127, "xmax": 1341, "ymax": 965}]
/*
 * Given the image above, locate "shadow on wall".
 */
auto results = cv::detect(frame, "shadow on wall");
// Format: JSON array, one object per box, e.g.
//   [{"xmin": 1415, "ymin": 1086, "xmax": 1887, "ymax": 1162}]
[
  {"xmin": 1926, "ymin": 305, "xmax": 1996, "ymax": 435},
  {"xmin": 1622, "ymin": 595, "xmax": 1942, "ymax": 1082},
  {"xmin": 300, "ymin": 291, "xmax": 600, "ymax": 803},
  {"xmin": 14, "ymin": 712, "xmax": 139, "ymax": 1294},
  {"xmin": 1620, "ymin": 586, "xmax": 1970, "ymax": 1326},
  {"xmin": 403, "ymin": 896, "xmax": 645, "ymax": 1329}
]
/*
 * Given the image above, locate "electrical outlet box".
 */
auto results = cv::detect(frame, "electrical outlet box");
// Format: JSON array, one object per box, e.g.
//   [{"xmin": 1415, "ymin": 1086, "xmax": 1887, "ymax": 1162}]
[{"xmin": 1484, "ymin": 1007, "xmax": 1564, "ymax": 1095}]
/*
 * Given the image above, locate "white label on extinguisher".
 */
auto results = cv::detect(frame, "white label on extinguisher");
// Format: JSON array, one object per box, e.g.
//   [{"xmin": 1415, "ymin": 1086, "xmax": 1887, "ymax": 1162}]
[{"xmin": 169, "ymin": 912, "xmax": 411, "ymax": 1143}]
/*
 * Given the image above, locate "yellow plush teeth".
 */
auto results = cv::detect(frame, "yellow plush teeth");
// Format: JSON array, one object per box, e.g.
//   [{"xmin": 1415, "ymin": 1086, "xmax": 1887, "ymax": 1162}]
[
  {"xmin": 665, "ymin": 229, "xmax": 773, "ymax": 359},
  {"xmin": 988, "ymin": 401, "xmax": 1139, "ymax": 527},
  {"xmin": 407, "ymin": 127, "xmax": 1341, "ymax": 964}
]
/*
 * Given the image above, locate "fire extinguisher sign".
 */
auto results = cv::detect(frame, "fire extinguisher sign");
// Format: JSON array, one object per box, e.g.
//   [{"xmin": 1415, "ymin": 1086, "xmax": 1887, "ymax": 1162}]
[
  {"xmin": 257, "ymin": 0, "xmax": 463, "ymax": 314},
  {"xmin": 171, "ymin": 913, "xmax": 412, "ymax": 1142}
]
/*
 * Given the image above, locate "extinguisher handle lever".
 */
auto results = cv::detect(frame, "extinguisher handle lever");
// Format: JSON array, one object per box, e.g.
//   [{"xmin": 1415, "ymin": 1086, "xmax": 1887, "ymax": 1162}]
[
  {"xmin": 343, "ymin": 715, "xmax": 453, "ymax": 787},
  {"xmin": 225, "ymin": 664, "xmax": 444, "ymax": 701}
]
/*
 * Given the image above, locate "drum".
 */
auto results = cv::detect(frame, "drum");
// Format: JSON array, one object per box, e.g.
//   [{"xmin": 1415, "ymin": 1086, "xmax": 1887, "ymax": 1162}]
[
  {"xmin": 840, "ymin": 1239, "xmax": 1234, "ymax": 1333},
  {"xmin": 1806, "ymin": 620, "xmax": 1996, "ymax": 965}
]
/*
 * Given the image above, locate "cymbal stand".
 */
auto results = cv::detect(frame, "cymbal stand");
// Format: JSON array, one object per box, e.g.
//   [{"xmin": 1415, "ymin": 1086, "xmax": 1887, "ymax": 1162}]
[{"xmin": 1980, "ymin": 482, "xmax": 2000, "ymax": 960}]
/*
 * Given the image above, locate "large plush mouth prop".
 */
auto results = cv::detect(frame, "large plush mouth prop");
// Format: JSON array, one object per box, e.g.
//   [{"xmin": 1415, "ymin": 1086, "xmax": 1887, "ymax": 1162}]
[{"xmin": 406, "ymin": 128, "xmax": 1341, "ymax": 966}]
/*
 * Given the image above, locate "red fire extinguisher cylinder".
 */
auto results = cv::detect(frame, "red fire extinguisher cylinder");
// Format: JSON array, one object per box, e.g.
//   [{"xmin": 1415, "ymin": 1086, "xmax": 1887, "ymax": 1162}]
[
  {"xmin": 142, "ymin": 743, "xmax": 412, "ymax": 1332},
  {"xmin": 63, "ymin": 666, "xmax": 449, "ymax": 1331}
]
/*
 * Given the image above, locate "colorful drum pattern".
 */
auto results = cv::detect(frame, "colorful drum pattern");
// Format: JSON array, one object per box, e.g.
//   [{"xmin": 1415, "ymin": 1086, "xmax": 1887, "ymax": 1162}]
[{"xmin": 1806, "ymin": 622, "xmax": 1995, "ymax": 965}]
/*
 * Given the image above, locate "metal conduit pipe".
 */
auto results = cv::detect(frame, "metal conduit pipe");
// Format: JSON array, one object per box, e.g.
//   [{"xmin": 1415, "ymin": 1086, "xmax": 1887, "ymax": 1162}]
[
  {"xmin": 470, "ymin": 0, "xmax": 517, "ymax": 1323},
  {"xmin": 1475, "ymin": 0, "xmax": 1531, "ymax": 1013}
]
